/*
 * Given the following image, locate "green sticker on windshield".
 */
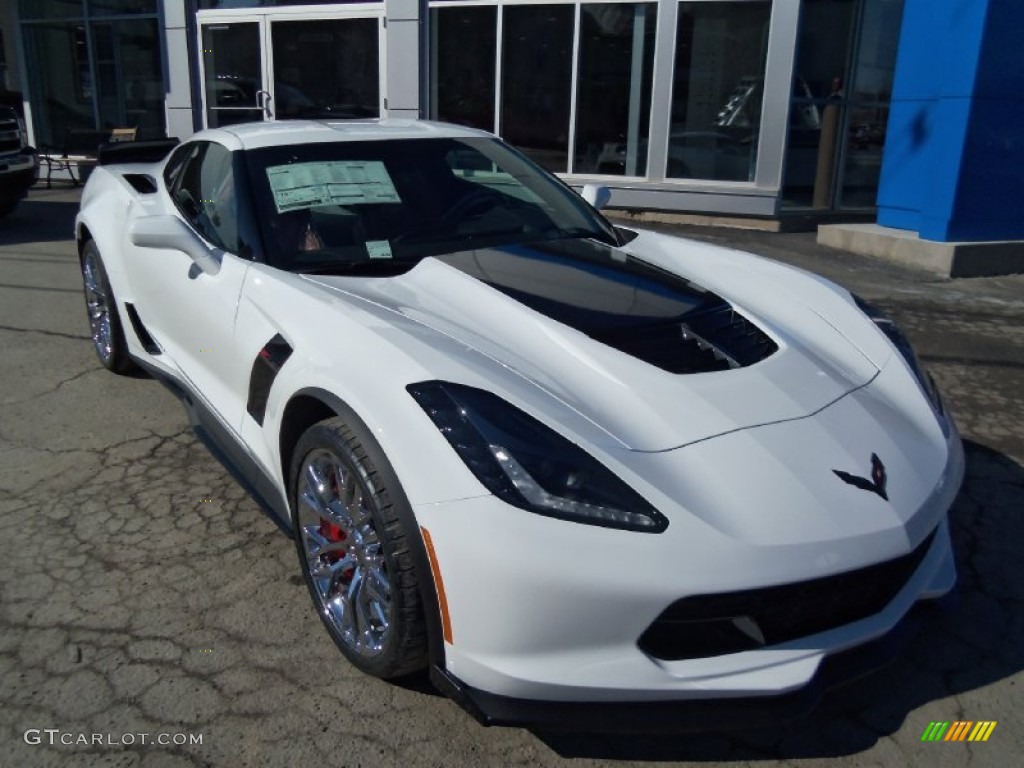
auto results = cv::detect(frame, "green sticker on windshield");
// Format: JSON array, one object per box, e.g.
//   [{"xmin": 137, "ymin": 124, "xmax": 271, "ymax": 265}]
[{"xmin": 267, "ymin": 161, "xmax": 401, "ymax": 213}]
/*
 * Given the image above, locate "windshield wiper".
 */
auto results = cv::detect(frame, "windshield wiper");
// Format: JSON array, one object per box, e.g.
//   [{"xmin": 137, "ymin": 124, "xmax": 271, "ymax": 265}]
[
  {"xmin": 297, "ymin": 260, "xmax": 416, "ymax": 276},
  {"xmin": 545, "ymin": 227, "xmax": 607, "ymax": 243}
]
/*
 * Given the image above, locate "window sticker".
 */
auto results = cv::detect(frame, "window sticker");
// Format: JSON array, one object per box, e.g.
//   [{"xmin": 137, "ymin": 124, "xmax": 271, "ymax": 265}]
[
  {"xmin": 365, "ymin": 240, "xmax": 393, "ymax": 260},
  {"xmin": 267, "ymin": 161, "xmax": 401, "ymax": 213}
]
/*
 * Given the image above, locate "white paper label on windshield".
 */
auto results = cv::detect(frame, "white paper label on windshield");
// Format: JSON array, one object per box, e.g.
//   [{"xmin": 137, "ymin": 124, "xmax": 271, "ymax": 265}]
[
  {"xmin": 267, "ymin": 161, "xmax": 400, "ymax": 213},
  {"xmin": 365, "ymin": 240, "xmax": 393, "ymax": 259}
]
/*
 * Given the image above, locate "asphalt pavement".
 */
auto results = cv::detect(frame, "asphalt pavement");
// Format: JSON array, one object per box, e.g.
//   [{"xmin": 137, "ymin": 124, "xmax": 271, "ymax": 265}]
[{"xmin": 2, "ymin": 185, "xmax": 1022, "ymax": 767}]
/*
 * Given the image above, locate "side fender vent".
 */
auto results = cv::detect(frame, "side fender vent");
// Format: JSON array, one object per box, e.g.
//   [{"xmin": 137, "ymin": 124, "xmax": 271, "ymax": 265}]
[
  {"xmin": 124, "ymin": 302, "xmax": 161, "ymax": 354},
  {"xmin": 122, "ymin": 174, "xmax": 158, "ymax": 194},
  {"xmin": 247, "ymin": 334, "xmax": 293, "ymax": 426}
]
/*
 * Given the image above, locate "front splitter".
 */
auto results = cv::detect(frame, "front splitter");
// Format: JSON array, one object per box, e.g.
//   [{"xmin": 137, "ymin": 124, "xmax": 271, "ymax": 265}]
[{"xmin": 429, "ymin": 597, "xmax": 947, "ymax": 733}]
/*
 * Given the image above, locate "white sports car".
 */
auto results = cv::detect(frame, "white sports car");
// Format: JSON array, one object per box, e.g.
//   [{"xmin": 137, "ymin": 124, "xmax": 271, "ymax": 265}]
[{"xmin": 75, "ymin": 120, "xmax": 963, "ymax": 729}]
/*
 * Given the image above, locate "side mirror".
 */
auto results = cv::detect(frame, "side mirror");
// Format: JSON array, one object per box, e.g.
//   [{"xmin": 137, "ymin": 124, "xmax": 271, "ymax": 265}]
[
  {"xmin": 580, "ymin": 184, "xmax": 611, "ymax": 211},
  {"xmin": 129, "ymin": 215, "xmax": 221, "ymax": 276}
]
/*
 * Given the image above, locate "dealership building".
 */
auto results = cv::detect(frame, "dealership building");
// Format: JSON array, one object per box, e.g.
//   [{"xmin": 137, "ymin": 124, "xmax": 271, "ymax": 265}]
[{"xmin": 1, "ymin": 1, "xmax": 1021, "ymax": 269}]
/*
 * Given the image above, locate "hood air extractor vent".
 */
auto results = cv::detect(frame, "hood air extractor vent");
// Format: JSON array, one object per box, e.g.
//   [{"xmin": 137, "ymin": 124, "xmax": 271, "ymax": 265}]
[{"xmin": 591, "ymin": 302, "xmax": 777, "ymax": 374}]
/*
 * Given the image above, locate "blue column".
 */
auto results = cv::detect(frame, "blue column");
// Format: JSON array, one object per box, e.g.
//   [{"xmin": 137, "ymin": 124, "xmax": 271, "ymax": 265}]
[{"xmin": 877, "ymin": 0, "xmax": 1024, "ymax": 242}]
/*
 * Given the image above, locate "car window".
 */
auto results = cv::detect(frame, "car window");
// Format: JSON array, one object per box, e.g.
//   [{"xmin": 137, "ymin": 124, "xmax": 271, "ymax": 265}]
[
  {"xmin": 175, "ymin": 142, "xmax": 240, "ymax": 254},
  {"xmin": 244, "ymin": 137, "xmax": 617, "ymax": 272},
  {"xmin": 444, "ymin": 147, "xmax": 544, "ymax": 205},
  {"xmin": 163, "ymin": 142, "xmax": 195, "ymax": 191}
]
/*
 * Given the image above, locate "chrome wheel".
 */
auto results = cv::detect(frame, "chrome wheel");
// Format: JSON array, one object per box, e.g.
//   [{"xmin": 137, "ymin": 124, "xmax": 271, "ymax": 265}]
[
  {"xmin": 82, "ymin": 249, "xmax": 113, "ymax": 362},
  {"xmin": 297, "ymin": 448, "xmax": 391, "ymax": 658}
]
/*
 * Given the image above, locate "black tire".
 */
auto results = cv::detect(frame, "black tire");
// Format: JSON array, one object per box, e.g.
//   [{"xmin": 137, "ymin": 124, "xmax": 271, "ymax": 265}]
[
  {"xmin": 0, "ymin": 199, "xmax": 18, "ymax": 218},
  {"xmin": 80, "ymin": 240, "xmax": 135, "ymax": 374},
  {"xmin": 290, "ymin": 416, "xmax": 428, "ymax": 679}
]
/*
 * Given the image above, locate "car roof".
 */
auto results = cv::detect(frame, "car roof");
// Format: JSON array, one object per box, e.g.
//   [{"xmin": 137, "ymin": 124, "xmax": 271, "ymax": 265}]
[{"xmin": 196, "ymin": 119, "xmax": 494, "ymax": 151}]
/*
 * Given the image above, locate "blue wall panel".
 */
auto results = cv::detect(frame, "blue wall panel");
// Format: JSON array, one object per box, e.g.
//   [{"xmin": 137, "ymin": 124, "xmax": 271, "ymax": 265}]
[{"xmin": 877, "ymin": 0, "xmax": 1024, "ymax": 243}]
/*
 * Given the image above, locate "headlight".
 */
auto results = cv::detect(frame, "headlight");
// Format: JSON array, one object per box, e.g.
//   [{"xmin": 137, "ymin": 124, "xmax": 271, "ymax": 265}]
[
  {"xmin": 408, "ymin": 381, "xmax": 668, "ymax": 532},
  {"xmin": 853, "ymin": 295, "xmax": 943, "ymax": 414}
]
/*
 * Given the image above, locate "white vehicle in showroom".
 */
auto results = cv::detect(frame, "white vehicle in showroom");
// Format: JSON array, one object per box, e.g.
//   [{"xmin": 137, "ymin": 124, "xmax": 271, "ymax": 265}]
[{"xmin": 75, "ymin": 119, "xmax": 963, "ymax": 730}]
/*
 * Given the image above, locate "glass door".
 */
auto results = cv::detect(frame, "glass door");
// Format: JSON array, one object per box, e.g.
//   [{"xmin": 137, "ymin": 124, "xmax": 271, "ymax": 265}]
[
  {"xmin": 780, "ymin": 0, "xmax": 905, "ymax": 211},
  {"xmin": 835, "ymin": 0, "xmax": 904, "ymax": 209},
  {"xmin": 780, "ymin": 0, "xmax": 857, "ymax": 210},
  {"xmin": 201, "ymin": 20, "xmax": 269, "ymax": 128},
  {"xmin": 269, "ymin": 17, "xmax": 381, "ymax": 120},
  {"xmin": 199, "ymin": 13, "xmax": 384, "ymax": 129}
]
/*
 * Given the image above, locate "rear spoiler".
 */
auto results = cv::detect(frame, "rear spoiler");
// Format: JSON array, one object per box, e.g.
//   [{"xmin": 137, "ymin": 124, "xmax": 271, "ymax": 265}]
[{"xmin": 98, "ymin": 138, "xmax": 179, "ymax": 166}]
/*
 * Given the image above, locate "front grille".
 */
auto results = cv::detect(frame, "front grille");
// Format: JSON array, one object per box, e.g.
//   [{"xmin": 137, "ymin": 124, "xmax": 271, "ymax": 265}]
[
  {"xmin": 639, "ymin": 529, "xmax": 937, "ymax": 660},
  {"xmin": 0, "ymin": 121, "xmax": 22, "ymax": 154},
  {"xmin": 591, "ymin": 302, "xmax": 778, "ymax": 374}
]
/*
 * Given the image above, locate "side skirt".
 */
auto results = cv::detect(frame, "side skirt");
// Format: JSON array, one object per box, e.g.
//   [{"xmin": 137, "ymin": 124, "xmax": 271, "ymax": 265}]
[{"xmin": 134, "ymin": 356, "xmax": 294, "ymax": 537}]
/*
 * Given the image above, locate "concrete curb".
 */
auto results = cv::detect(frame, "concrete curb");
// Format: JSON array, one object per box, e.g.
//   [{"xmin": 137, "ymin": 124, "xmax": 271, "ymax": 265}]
[{"xmin": 817, "ymin": 223, "xmax": 1024, "ymax": 278}]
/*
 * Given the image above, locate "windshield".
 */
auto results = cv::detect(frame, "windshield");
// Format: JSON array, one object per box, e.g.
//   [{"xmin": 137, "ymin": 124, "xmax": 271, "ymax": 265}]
[{"xmin": 244, "ymin": 136, "xmax": 617, "ymax": 273}]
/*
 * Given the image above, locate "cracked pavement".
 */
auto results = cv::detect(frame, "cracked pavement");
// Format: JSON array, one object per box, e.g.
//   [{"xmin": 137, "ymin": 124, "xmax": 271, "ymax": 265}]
[{"xmin": 1, "ymin": 188, "xmax": 1022, "ymax": 767}]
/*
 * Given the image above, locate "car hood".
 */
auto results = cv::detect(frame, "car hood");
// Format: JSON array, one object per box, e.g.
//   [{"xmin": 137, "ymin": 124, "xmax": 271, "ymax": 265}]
[{"xmin": 302, "ymin": 233, "xmax": 880, "ymax": 451}]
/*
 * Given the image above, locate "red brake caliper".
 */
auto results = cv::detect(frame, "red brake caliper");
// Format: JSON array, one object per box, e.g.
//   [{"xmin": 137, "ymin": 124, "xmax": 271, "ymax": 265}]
[{"xmin": 319, "ymin": 473, "xmax": 355, "ymax": 585}]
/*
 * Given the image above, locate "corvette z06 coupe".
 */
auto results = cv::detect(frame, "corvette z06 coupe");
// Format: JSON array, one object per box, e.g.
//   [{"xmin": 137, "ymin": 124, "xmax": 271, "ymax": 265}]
[{"xmin": 75, "ymin": 120, "xmax": 963, "ymax": 730}]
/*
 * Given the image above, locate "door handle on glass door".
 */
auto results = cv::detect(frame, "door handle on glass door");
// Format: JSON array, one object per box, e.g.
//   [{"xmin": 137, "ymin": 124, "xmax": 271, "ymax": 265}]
[{"xmin": 256, "ymin": 90, "xmax": 273, "ymax": 119}]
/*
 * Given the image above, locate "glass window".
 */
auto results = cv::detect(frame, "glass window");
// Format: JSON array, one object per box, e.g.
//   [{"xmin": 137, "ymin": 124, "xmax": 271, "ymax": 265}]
[
  {"xmin": 22, "ymin": 8, "xmax": 164, "ymax": 148},
  {"xmin": 176, "ymin": 142, "xmax": 240, "ymax": 253},
  {"xmin": 18, "ymin": 1, "xmax": 84, "ymax": 20},
  {"xmin": 840, "ymin": 0, "xmax": 904, "ymax": 208},
  {"xmin": 445, "ymin": 145, "xmax": 545, "ymax": 204},
  {"xmin": 19, "ymin": 0, "xmax": 158, "ymax": 18},
  {"xmin": 163, "ymin": 142, "xmax": 197, "ymax": 189},
  {"xmin": 668, "ymin": 1, "xmax": 771, "ymax": 181},
  {"xmin": 574, "ymin": 3, "xmax": 657, "ymax": 176},
  {"xmin": 21, "ymin": 23, "xmax": 95, "ymax": 147},
  {"xmin": 88, "ymin": 1, "xmax": 157, "ymax": 14},
  {"xmin": 199, "ymin": 0, "xmax": 245, "ymax": 7},
  {"xmin": 794, "ymin": 0, "xmax": 855, "ymax": 101},
  {"xmin": 199, "ymin": 1, "xmax": 370, "ymax": 7},
  {"xmin": 781, "ymin": 0, "xmax": 855, "ymax": 207},
  {"xmin": 271, "ymin": 18, "xmax": 379, "ymax": 119},
  {"xmin": 780, "ymin": 0, "xmax": 902, "ymax": 210},
  {"xmin": 500, "ymin": 4, "xmax": 574, "ymax": 173},
  {"xmin": 244, "ymin": 138, "xmax": 616, "ymax": 271},
  {"xmin": 92, "ymin": 19, "xmax": 164, "ymax": 139},
  {"xmin": 429, "ymin": 6, "xmax": 497, "ymax": 132},
  {"xmin": 202, "ymin": 22, "xmax": 264, "ymax": 127},
  {"xmin": 0, "ymin": 27, "xmax": 7, "ymax": 90}
]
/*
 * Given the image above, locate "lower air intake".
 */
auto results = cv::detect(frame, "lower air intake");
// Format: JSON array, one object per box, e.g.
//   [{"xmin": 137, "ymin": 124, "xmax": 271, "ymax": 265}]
[{"xmin": 639, "ymin": 529, "xmax": 937, "ymax": 660}]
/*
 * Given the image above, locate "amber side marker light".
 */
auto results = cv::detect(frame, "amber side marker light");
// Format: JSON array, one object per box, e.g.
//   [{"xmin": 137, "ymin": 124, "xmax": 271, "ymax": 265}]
[{"xmin": 421, "ymin": 527, "xmax": 453, "ymax": 644}]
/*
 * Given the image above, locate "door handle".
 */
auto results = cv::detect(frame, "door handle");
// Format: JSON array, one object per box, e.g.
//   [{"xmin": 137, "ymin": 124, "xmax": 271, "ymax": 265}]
[{"xmin": 256, "ymin": 90, "xmax": 273, "ymax": 119}]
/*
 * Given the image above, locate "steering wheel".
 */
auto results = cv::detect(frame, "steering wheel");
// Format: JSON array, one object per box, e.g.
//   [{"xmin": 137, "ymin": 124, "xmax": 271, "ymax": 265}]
[
  {"xmin": 391, "ymin": 188, "xmax": 510, "ymax": 246},
  {"xmin": 440, "ymin": 188, "xmax": 504, "ymax": 228}
]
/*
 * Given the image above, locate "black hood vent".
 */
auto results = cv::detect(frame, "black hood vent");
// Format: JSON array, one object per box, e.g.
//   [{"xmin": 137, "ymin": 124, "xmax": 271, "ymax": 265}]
[
  {"xmin": 436, "ymin": 238, "xmax": 777, "ymax": 374},
  {"xmin": 592, "ymin": 302, "xmax": 777, "ymax": 374}
]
